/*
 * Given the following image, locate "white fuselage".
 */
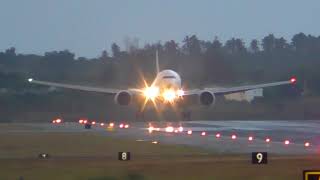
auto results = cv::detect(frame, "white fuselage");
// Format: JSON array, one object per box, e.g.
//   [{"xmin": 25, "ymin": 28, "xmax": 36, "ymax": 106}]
[{"xmin": 153, "ymin": 69, "xmax": 182, "ymax": 91}]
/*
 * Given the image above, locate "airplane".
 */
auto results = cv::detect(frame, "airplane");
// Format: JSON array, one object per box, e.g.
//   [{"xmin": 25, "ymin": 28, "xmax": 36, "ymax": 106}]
[{"xmin": 27, "ymin": 51, "xmax": 297, "ymax": 119}]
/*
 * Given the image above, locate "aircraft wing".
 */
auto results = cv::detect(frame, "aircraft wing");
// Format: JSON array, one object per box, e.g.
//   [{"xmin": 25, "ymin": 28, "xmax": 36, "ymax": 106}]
[
  {"xmin": 27, "ymin": 78, "xmax": 141, "ymax": 95},
  {"xmin": 184, "ymin": 78, "xmax": 296, "ymax": 96}
]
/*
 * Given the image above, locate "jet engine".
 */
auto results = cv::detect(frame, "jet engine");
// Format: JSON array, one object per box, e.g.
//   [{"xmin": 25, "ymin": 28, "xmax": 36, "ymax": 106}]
[
  {"xmin": 199, "ymin": 91, "xmax": 216, "ymax": 106},
  {"xmin": 114, "ymin": 91, "xmax": 132, "ymax": 106}
]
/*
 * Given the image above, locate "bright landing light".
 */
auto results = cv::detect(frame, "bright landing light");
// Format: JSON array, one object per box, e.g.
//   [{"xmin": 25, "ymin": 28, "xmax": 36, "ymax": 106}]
[
  {"xmin": 163, "ymin": 89, "xmax": 176, "ymax": 102},
  {"xmin": 144, "ymin": 86, "xmax": 159, "ymax": 100},
  {"xmin": 28, "ymin": 78, "xmax": 33, "ymax": 82},
  {"xmin": 177, "ymin": 89, "xmax": 184, "ymax": 97}
]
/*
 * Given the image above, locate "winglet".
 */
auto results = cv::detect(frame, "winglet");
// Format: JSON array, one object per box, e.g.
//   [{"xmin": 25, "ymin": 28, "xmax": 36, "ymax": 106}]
[{"xmin": 156, "ymin": 50, "xmax": 160, "ymax": 74}]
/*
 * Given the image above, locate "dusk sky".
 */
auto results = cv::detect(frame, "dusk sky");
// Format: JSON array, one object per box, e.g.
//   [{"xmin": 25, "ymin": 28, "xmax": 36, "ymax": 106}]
[{"xmin": 0, "ymin": 0, "xmax": 319, "ymax": 57}]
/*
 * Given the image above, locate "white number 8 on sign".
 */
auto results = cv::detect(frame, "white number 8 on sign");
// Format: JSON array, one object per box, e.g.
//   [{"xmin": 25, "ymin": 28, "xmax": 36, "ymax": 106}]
[
  {"xmin": 119, "ymin": 152, "xmax": 130, "ymax": 161},
  {"xmin": 122, "ymin": 152, "xmax": 127, "ymax": 160}
]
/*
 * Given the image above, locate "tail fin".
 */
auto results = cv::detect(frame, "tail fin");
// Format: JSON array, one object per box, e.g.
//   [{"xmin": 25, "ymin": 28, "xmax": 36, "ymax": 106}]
[{"xmin": 156, "ymin": 50, "xmax": 160, "ymax": 74}]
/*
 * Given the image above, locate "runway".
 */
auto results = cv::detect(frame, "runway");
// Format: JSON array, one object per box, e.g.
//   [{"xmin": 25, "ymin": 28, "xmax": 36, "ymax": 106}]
[{"xmin": 4, "ymin": 120, "xmax": 320, "ymax": 155}]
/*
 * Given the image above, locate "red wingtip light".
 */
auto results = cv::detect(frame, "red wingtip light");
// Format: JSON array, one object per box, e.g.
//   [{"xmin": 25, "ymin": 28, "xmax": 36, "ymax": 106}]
[
  {"xmin": 265, "ymin": 138, "xmax": 271, "ymax": 143},
  {"xmin": 201, "ymin": 132, "xmax": 206, "ymax": 136},
  {"xmin": 290, "ymin": 77, "xmax": 297, "ymax": 84},
  {"xmin": 231, "ymin": 134, "xmax": 237, "ymax": 140},
  {"xmin": 304, "ymin": 142, "xmax": 310, "ymax": 147},
  {"xmin": 187, "ymin": 130, "xmax": 192, "ymax": 135}
]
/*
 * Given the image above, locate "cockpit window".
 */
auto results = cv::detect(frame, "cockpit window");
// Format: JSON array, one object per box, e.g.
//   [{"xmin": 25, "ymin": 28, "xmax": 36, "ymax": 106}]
[{"xmin": 163, "ymin": 76, "xmax": 176, "ymax": 79}]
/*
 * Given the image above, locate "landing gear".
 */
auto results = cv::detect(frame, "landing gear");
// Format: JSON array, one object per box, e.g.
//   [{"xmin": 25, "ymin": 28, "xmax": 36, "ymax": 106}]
[
  {"xmin": 84, "ymin": 123, "xmax": 92, "ymax": 129},
  {"xmin": 181, "ymin": 111, "xmax": 191, "ymax": 121}
]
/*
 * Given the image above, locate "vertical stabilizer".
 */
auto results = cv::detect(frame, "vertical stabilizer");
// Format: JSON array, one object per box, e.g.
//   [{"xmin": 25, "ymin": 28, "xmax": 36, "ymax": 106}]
[{"xmin": 156, "ymin": 50, "xmax": 160, "ymax": 74}]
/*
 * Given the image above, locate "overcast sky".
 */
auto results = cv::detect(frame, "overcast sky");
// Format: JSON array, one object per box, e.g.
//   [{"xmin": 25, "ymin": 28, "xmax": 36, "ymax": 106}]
[{"xmin": 0, "ymin": 0, "xmax": 319, "ymax": 58}]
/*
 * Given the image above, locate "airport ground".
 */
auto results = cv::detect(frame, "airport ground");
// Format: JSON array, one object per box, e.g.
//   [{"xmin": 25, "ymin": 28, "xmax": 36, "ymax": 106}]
[{"xmin": 0, "ymin": 122, "xmax": 320, "ymax": 180}]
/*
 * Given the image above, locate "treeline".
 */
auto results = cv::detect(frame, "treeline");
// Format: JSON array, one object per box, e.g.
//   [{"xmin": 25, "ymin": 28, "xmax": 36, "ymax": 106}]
[
  {"xmin": 0, "ymin": 33, "xmax": 320, "ymax": 121},
  {"xmin": 1, "ymin": 33, "xmax": 319, "ymax": 95}
]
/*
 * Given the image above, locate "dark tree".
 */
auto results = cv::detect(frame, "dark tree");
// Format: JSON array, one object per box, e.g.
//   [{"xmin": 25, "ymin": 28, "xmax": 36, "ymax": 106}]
[
  {"xmin": 250, "ymin": 39, "xmax": 260, "ymax": 53},
  {"xmin": 182, "ymin": 35, "xmax": 201, "ymax": 56},
  {"xmin": 100, "ymin": 50, "xmax": 109, "ymax": 61},
  {"xmin": 111, "ymin": 43, "xmax": 121, "ymax": 58},
  {"xmin": 262, "ymin": 34, "xmax": 276, "ymax": 53}
]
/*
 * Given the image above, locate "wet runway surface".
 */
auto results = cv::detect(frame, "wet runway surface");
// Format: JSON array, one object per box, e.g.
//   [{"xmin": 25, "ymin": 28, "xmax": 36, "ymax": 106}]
[{"xmin": 6, "ymin": 120, "xmax": 320, "ymax": 155}]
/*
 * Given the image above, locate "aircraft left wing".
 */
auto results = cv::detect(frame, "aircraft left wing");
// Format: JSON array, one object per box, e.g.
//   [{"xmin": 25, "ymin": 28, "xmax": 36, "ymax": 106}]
[
  {"xmin": 184, "ymin": 78, "xmax": 296, "ymax": 96},
  {"xmin": 27, "ymin": 78, "xmax": 141, "ymax": 95}
]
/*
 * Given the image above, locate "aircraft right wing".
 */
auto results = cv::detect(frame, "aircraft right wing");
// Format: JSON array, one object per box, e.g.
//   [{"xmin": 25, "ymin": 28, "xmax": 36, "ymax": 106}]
[
  {"xmin": 184, "ymin": 78, "xmax": 297, "ymax": 96},
  {"xmin": 27, "ymin": 78, "xmax": 142, "ymax": 95}
]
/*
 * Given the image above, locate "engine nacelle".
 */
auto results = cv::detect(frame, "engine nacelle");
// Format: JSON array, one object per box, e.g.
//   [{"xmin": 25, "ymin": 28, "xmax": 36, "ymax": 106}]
[
  {"xmin": 114, "ymin": 91, "xmax": 132, "ymax": 106},
  {"xmin": 199, "ymin": 91, "xmax": 216, "ymax": 106}
]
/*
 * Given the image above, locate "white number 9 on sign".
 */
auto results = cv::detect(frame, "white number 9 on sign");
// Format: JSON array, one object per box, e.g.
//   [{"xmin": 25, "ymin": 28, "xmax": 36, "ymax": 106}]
[
  {"xmin": 256, "ymin": 153, "xmax": 263, "ymax": 163},
  {"xmin": 122, "ymin": 152, "xmax": 127, "ymax": 160}
]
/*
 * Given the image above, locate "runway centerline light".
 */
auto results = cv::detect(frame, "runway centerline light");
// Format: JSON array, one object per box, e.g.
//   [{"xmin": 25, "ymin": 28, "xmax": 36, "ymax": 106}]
[
  {"xmin": 109, "ymin": 122, "xmax": 114, "ymax": 127},
  {"xmin": 187, "ymin": 130, "xmax": 192, "ymax": 135},
  {"xmin": 284, "ymin": 140, "xmax": 290, "ymax": 145},
  {"xmin": 148, "ymin": 126, "xmax": 154, "ymax": 133},
  {"xmin": 215, "ymin": 133, "xmax": 221, "ymax": 138},
  {"xmin": 231, "ymin": 134, "xmax": 237, "ymax": 140},
  {"xmin": 165, "ymin": 126, "xmax": 174, "ymax": 133},
  {"xmin": 304, "ymin": 142, "xmax": 310, "ymax": 147}
]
